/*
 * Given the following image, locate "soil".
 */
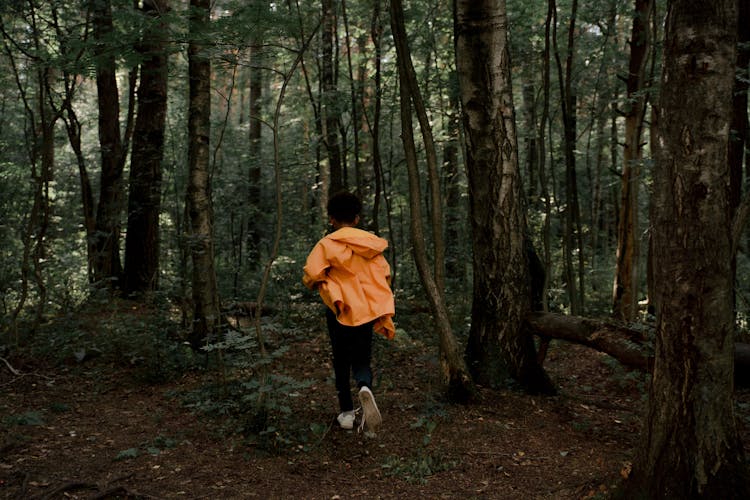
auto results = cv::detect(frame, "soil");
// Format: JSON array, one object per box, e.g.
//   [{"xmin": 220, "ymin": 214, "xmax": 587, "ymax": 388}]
[{"xmin": 2, "ymin": 303, "xmax": 749, "ymax": 499}]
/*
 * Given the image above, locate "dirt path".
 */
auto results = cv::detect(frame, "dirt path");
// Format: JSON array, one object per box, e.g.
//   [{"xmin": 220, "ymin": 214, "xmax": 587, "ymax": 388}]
[{"xmin": 1, "ymin": 319, "xmax": 737, "ymax": 499}]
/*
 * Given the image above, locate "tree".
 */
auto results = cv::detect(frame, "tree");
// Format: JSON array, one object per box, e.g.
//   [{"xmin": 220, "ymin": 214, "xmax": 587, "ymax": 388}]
[
  {"xmin": 612, "ymin": 0, "xmax": 653, "ymax": 321},
  {"xmin": 124, "ymin": 0, "xmax": 170, "ymax": 294},
  {"xmin": 321, "ymin": 0, "xmax": 343, "ymax": 194},
  {"xmin": 454, "ymin": 0, "xmax": 553, "ymax": 394},
  {"xmin": 552, "ymin": 0, "xmax": 584, "ymax": 314},
  {"xmin": 247, "ymin": 42, "xmax": 263, "ymax": 269},
  {"xmin": 391, "ymin": 0, "xmax": 473, "ymax": 400},
  {"xmin": 186, "ymin": 0, "xmax": 220, "ymax": 349},
  {"xmin": 625, "ymin": 0, "xmax": 748, "ymax": 496},
  {"xmin": 90, "ymin": 0, "xmax": 129, "ymax": 288}
]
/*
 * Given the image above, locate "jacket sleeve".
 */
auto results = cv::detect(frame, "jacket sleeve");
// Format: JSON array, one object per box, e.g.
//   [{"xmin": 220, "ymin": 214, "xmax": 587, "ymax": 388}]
[{"xmin": 302, "ymin": 242, "xmax": 329, "ymax": 289}]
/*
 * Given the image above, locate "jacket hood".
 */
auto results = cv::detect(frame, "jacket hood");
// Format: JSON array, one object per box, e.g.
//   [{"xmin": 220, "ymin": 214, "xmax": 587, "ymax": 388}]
[{"xmin": 326, "ymin": 227, "xmax": 388, "ymax": 259}]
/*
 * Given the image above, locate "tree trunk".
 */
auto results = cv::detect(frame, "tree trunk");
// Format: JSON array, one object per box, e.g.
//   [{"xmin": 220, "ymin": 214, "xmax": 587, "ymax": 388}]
[
  {"xmin": 321, "ymin": 0, "xmax": 343, "ymax": 193},
  {"xmin": 522, "ymin": 83, "xmax": 538, "ymax": 200},
  {"xmin": 612, "ymin": 0, "xmax": 652, "ymax": 321},
  {"xmin": 369, "ymin": 0, "xmax": 383, "ymax": 234},
  {"xmin": 538, "ymin": 0, "xmax": 553, "ymax": 314},
  {"xmin": 625, "ymin": 1, "xmax": 748, "ymax": 496},
  {"xmin": 729, "ymin": 0, "xmax": 749, "ymax": 219},
  {"xmin": 443, "ymin": 86, "xmax": 462, "ymax": 283},
  {"xmin": 187, "ymin": 0, "xmax": 220, "ymax": 349},
  {"xmin": 123, "ymin": 0, "xmax": 169, "ymax": 295},
  {"xmin": 90, "ymin": 0, "xmax": 126, "ymax": 288},
  {"xmin": 247, "ymin": 42, "xmax": 263, "ymax": 268},
  {"xmin": 392, "ymin": 0, "xmax": 473, "ymax": 401},
  {"xmin": 341, "ymin": 0, "xmax": 362, "ymax": 195},
  {"xmin": 454, "ymin": 0, "xmax": 553, "ymax": 394},
  {"xmin": 730, "ymin": 0, "xmax": 749, "ymax": 320},
  {"xmin": 553, "ymin": 0, "xmax": 583, "ymax": 315},
  {"xmin": 390, "ymin": 0, "xmax": 445, "ymax": 296}
]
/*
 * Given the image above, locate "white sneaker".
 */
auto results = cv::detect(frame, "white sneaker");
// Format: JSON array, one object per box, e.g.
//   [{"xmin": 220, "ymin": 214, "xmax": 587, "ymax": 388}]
[
  {"xmin": 358, "ymin": 386, "xmax": 382, "ymax": 433},
  {"xmin": 337, "ymin": 410, "xmax": 355, "ymax": 430}
]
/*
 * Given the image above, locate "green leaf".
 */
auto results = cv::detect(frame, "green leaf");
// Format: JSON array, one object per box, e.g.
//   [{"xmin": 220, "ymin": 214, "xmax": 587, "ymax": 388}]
[{"xmin": 115, "ymin": 448, "xmax": 139, "ymax": 461}]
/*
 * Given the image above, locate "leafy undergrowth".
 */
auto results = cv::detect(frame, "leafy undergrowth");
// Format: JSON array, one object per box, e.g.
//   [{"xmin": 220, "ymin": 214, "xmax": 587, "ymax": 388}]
[{"xmin": 2, "ymin": 301, "xmax": 749, "ymax": 499}]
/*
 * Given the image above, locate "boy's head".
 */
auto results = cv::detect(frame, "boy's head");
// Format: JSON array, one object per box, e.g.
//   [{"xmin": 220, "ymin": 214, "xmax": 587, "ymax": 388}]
[{"xmin": 327, "ymin": 191, "xmax": 362, "ymax": 226}]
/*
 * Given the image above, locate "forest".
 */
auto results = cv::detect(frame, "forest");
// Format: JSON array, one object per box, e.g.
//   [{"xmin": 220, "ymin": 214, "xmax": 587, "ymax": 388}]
[{"xmin": 1, "ymin": 0, "xmax": 749, "ymax": 498}]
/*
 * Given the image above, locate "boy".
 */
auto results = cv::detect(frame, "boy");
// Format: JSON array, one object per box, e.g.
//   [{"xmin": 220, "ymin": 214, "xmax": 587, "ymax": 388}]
[{"xmin": 302, "ymin": 191, "xmax": 395, "ymax": 433}]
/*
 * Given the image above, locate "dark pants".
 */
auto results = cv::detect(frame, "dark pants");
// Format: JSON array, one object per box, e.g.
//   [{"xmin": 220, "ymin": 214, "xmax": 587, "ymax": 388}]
[{"xmin": 326, "ymin": 308, "xmax": 374, "ymax": 412}]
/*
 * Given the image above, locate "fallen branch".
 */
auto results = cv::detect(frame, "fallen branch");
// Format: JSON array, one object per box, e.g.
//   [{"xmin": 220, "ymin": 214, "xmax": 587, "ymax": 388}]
[
  {"xmin": 0, "ymin": 356, "xmax": 21, "ymax": 376},
  {"xmin": 526, "ymin": 312, "xmax": 750, "ymax": 387},
  {"xmin": 526, "ymin": 312, "xmax": 652, "ymax": 371},
  {"xmin": 39, "ymin": 481, "xmax": 97, "ymax": 500}
]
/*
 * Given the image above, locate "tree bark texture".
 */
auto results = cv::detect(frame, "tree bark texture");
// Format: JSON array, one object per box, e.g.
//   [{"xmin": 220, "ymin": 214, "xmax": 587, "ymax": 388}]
[
  {"xmin": 187, "ymin": 0, "xmax": 220, "ymax": 349},
  {"xmin": 612, "ymin": 0, "xmax": 653, "ymax": 321},
  {"xmin": 124, "ymin": 0, "xmax": 169, "ymax": 294},
  {"xmin": 627, "ymin": 1, "xmax": 748, "ymax": 497},
  {"xmin": 90, "ymin": 0, "xmax": 125, "ymax": 287},
  {"xmin": 729, "ymin": 0, "xmax": 749, "ymax": 218},
  {"xmin": 454, "ymin": 0, "xmax": 553, "ymax": 394}
]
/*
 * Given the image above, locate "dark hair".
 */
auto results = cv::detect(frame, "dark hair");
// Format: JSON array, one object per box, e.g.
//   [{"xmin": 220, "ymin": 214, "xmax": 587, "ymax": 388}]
[{"xmin": 327, "ymin": 191, "xmax": 362, "ymax": 224}]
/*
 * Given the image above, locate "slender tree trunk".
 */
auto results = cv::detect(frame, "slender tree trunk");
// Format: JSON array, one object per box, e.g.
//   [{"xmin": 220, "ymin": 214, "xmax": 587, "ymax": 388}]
[
  {"xmin": 455, "ymin": 0, "xmax": 553, "ymax": 394},
  {"xmin": 90, "ymin": 0, "xmax": 126, "ymax": 288},
  {"xmin": 124, "ymin": 0, "xmax": 169, "ymax": 294},
  {"xmin": 31, "ymin": 65, "xmax": 54, "ymax": 331},
  {"xmin": 321, "ymin": 0, "xmax": 343, "ymax": 193},
  {"xmin": 369, "ymin": 0, "xmax": 383, "ymax": 233},
  {"xmin": 522, "ymin": 83, "xmax": 538, "ymax": 200},
  {"xmin": 390, "ymin": 0, "xmax": 445, "ymax": 295},
  {"xmin": 247, "ymin": 42, "xmax": 263, "ymax": 268},
  {"xmin": 538, "ymin": 0, "xmax": 553, "ymax": 313},
  {"xmin": 552, "ymin": 0, "xmax": 583, "ymax": 315},
  {"xmin": 187, "ymin": 0, "xmax": 220, "ymax": 349},
  {"xmin": 443, "ymin": 85, "xmax": 462, "ymax": 283},
  {"xmin": 625, "ymin": 1, "xmax": 748, "ymax": 496},
  {"xmin": 392, "ymin": 0, "xmax": 473, "ymax": 401},
  {"xmin": 612, "ymin": 0, "xmax": 652, "ymax": 321},
  {"xmin": 341, "ymin": 0, "xmax": 362, "ymax": 195}
]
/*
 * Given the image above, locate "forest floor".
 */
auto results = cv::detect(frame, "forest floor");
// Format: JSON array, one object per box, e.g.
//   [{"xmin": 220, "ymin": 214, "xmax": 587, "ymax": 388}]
[{"xmin": 2, "ymin": 300, "xmax": 750, "ymax": 499}]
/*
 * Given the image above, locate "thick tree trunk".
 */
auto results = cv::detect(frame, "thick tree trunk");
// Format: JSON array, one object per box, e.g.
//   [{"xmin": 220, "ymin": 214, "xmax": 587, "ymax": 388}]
[
  {"xmin": 612, "ymin": 0, "xmax": 652, "ymax": 321},
  {"xmin": 455, "ymin": 0, "xmax": 553, "ymax": 394},
  {"xmin": 187, "ymin": 0, "xmax": 220, "ymax": 349},
  {"xmin": 90, "ymin": 0, "xmax": 125, "ymax": 287},
  {"xmin": 124, "ymin": 0, "xmax": 169, "ymax": 294},
  {"xmin": 625, "ymin": 1, "xmax": 748, "ymax": 497}
]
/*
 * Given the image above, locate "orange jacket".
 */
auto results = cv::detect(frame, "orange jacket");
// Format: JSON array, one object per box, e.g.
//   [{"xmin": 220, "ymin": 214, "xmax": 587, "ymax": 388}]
[{"xmin": 303, "ymin": 227, "xmax": 395, "ymax": 339}]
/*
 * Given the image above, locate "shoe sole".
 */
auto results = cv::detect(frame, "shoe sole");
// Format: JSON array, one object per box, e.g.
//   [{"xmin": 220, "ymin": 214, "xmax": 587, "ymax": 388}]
[{"xmin": 359, "ymin": 389, "xmax": 382, "ymax": 432}]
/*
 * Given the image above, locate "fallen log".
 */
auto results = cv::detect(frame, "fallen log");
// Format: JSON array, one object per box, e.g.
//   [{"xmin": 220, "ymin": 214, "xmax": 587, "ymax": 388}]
[
  {"xmin": 526, "ymin": 312, "xmax": 750, "ymax": 387},
  {"xmin": 526, "ymin": 311, "xmax": 653, "ymax": 371}
]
